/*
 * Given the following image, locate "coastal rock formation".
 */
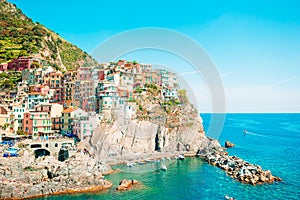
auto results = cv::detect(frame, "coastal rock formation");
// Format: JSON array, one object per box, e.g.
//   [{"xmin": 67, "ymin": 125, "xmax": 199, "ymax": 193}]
[
  {"xmin": 84, "ymin": 88, "xmax": 222, "ymax": 161},
  {"xmin": 205, "ymin": 151, "xmax": 282, "ymax": 185},
  {"xmin": 116, "ymin": 179, "xmax": 140, "ymax": 191},
  {"xmin": 0, "ymin": 153, "xmax": 112, "ymax": 199},
  {"xmin": 225, "ymin": 141, "xmax": 235, "ymax": 148}
]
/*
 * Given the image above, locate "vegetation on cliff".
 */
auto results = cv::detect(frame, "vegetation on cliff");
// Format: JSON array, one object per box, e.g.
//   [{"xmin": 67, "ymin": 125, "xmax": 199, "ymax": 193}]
[
  {"xmin": 0, "ymin": 0, "xmax": 97, "ymax": 70},
  {"xmin": 0, "ymin": 71, "xmax": 21, "ymax": 90},
  {"xmin": 133, "ymin": 84, "xmax": 198, "ymax": 129}
]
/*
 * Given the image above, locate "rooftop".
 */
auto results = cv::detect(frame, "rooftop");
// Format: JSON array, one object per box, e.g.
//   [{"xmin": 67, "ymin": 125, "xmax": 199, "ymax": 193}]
[{"xmin": 62, "ymin": 107, "xmax": 78, "ymax": 113}]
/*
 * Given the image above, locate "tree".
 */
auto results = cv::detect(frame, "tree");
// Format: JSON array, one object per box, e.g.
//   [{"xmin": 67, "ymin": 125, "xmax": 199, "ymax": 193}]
[
  {"xmin": 1, "ymin": 123, "xmax": 9, "ymax": 130},
  {"xmin": 31, "ymin": 61, "xmax": 40, "ymax": 68},
  {"xmin": 17, "ymin": 129, "xmax": 25, "ymax": 135}
]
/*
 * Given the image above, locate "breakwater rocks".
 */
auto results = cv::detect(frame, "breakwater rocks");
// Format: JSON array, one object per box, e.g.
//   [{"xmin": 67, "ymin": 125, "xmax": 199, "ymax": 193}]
[
  {"xmin": 205, "ymin": 152, "xmax": 282, "ymax": 185},
  {"xmin": 0, "ymin": 153, "xmax": 112, "ymax": 199}
]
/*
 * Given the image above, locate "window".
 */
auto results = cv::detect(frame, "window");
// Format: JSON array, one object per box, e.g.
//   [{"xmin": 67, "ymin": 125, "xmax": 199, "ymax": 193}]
[
  {"xmin": 55, "ymin": 143, "xmax": 58, "ymax": 147},
  {"xmin": 31, "ymin": 144, "xmax": 41, "ymax": 148},
  {"xmin": 46, "ymin": 143, "xmax": 48, "ymax": 148}
]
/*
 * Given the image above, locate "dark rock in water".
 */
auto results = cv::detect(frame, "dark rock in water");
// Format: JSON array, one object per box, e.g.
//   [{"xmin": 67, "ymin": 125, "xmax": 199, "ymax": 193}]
[
  {"xmin": 116, "ymin": 179, "xmax": 140, "ymax": 191},
  {"xmin": 225, "ymin": 141, "xmax": 235, "ymax": 148}
]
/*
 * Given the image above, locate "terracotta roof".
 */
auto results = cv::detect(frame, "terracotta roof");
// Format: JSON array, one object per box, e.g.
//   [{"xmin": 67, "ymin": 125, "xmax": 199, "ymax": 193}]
[
  {"xmin": 65, "ymin": 100, "xmax": 72, "ymax": 104},
  {"xmin": 62, "ymin": 107, "xmax": 77, "ymax": 113},
  {"xmin": 50, "ymin": 72, "xmax": 62, "ymax": 76},
  {"xmin": 28, "ymin": 92, "xmax": 45, "ymax": 96}
]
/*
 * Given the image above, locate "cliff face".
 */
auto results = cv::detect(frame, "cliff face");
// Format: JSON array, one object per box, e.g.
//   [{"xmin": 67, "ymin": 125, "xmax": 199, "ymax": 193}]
[
  {"xmin": 0, "ymin": 0, "xmax": 97, "ymax": 70},
  {"xmin": 86, "ymin": 87, "xmax": 221, "ymax": 160}
]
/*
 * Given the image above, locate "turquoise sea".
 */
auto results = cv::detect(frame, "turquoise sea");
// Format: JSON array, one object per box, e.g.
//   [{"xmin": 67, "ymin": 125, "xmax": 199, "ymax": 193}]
[{"xmin": 39, "ymin": 114, "xmax": 300, "ymax": 200}]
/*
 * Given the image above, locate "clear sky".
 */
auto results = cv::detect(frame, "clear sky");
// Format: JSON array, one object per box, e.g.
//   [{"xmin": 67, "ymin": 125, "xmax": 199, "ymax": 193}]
[{"xmin": 7, "ymin": 0, "xmax": 300, "ymax": 113}]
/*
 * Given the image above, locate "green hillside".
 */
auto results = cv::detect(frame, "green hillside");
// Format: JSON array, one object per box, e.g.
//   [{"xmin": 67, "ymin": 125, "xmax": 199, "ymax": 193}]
[{"xmin": 0, "ymin": 0, "xmax": 97, "ymax": 70}]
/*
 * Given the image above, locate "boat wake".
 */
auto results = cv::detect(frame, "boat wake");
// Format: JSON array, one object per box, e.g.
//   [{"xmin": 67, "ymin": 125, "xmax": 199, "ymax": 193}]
[
  {"xmin": 244, "ymin": 131, "xmax": 267, "ymax": 137},
  {"xmin": 243, "ymin": 130, "xmax": 298, "ymax": 141}
]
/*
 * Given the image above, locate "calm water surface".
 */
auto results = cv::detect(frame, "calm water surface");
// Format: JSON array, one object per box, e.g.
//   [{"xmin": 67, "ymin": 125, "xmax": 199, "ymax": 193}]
[{"xmin": 38, "ymin": 114, "xmax": 300, "ymax": 200}]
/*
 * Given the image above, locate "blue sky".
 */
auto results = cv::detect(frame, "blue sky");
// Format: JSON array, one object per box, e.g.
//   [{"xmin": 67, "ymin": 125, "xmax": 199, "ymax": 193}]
[{"xmin": 8, "ymin": 0, "xmax": 300, "ymax": 112}]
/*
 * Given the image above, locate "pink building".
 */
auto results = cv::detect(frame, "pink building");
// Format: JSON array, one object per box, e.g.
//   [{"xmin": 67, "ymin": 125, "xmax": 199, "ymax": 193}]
[
  {"xmin": 33, "ymin": 85, "xmax": 50, "ymax": 96},
  {"xmin": 77, "ymin": 67, "xmax": 92, "ymax": 80},
  {"xmin": 0, "ymin": 63, "xmax": 8, "ymax": 71},
  {"xmin": 7, "ymin": 57, "xmax": 39, "ymax": 71},
  {"xmin": 76, "ymin": 68, "xmax": 96, "ymax": 112}
]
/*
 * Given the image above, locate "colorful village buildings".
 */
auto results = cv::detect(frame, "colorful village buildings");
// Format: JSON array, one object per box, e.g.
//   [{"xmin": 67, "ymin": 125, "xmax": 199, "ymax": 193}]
[{"xmin": 0, "ymin": 58, "xmax": 179, "ymax": 139}]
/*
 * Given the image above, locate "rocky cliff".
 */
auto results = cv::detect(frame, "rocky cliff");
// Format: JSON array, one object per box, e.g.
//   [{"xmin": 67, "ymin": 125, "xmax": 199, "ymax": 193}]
[{"xmin": 85, "ymin": 86, "xmax": 221, "ymax": 161}]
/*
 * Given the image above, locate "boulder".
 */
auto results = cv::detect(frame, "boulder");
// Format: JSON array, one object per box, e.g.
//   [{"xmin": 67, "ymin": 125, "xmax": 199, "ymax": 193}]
[
  {"xmin": 253, "ymin": 175, "xmax": 259, "ymax": 182},
  {"xmin": 260, "ymin": 174, "xmax": 266, "ymax": 182},
  {"xmin": 116, "ymin": 179, "xmax": 139, "ymax": 191},
  {"xmin": 225, "ymin": 141, "xmax": 235, "ymax": 148},
  {"xmin": 250, "ymin": 179, "xmax": 256, "ymax": 185}
]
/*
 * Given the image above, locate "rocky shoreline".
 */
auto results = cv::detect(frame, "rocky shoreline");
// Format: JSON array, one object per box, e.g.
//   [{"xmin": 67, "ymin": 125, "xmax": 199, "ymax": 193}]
[
  {"xmin": 0, "ymin": 151, "xmax": 189, "ymax": 199},
  {"xmin": 0, "ymin": 138, "xmax": 283, "ymax": 199},
  {"xmin": 205, "ymin": 151, "xmax": 282, "ymax": 185},
  {"xmin": 0, "ymin": 152, "xmax": 113, "ymax": 199}
]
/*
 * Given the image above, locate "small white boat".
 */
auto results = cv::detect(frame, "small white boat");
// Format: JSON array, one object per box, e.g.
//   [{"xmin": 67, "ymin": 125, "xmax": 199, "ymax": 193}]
[
  {"xmin": 145, "ymin": 159, "xmax": 154, "ymax": 163},
  {"xmin": 127, "ymin": 161, "xmax": 134, "ymax": 167},
  {"xmin": 224, "ymin": 195, "xmax": 235, "ymax": 200},
  {"xmin": 138, "ymin": 161, "xmax": 146, "ymax": 165},
  {"xmin": 178, "ymin": 154, "xmax": 185, "ymax": 160},
  {"xmin": 160, "ymin": 164, "xmax": 167, "ymax": 171}
]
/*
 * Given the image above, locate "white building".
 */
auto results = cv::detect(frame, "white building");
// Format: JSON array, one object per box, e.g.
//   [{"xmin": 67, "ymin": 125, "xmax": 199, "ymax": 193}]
[{"xmin": 73, "ymin": 115, "xmax": 99, "ymax": 140}]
